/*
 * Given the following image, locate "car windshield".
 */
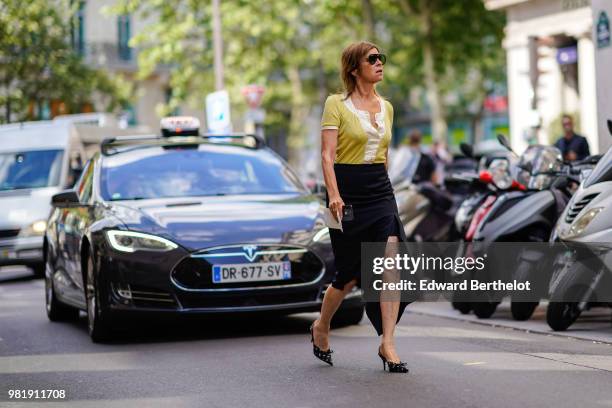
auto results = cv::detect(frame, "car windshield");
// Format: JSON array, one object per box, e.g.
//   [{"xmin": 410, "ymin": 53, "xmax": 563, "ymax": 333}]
[
  {"xmin": 0, "ymin": 149, "xmax": 64, "ymax": 191},
  {"xmin": 100, "ymin": 145, "xmax": 307, "ymax": 200}
]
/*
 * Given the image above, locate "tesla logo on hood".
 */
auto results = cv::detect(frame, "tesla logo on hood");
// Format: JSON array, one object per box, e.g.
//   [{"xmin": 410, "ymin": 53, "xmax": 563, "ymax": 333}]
[{"xmin": 242, "ymin": 245, "xmax": 258, "ymax": 262}]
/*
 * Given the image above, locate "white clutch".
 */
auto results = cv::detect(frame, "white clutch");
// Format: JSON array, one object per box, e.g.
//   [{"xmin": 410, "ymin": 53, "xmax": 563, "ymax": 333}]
[{"xmin": 323, "ymin": 208, "xmax": 343, "ymax": 232}]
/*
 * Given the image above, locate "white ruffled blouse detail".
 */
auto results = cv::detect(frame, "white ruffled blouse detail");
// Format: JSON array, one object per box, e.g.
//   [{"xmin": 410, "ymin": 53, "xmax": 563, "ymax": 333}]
[{"xmin": 342, "ymin": 96, "xmax": 386, "ymax": 163}]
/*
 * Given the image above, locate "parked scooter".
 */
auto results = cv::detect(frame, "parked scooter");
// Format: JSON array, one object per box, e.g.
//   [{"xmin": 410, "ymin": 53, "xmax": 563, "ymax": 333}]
[
  {"xmin": 450, "ymin": 143, "xmax": 525, "ymax": 314},
  {"xmin": 469, "ymin": 135, "xmax": 599, "ymax": 319},
  {"xmin": 546, "ymin": 120, "xmax": 612, "ymax": 331},
  {"xmin": 391, "ymin": 147, "xmax": 457, "ymax": 241}
]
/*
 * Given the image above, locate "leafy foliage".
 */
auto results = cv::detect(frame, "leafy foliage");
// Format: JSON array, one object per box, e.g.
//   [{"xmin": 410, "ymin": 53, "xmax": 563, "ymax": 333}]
[
  {"xmin": 109, "ymin": 0, "xmax": 505, "ymax": 155},
  {"xmin": 0, "ymin": 0, "xmax": 131, "ymax": 123}
]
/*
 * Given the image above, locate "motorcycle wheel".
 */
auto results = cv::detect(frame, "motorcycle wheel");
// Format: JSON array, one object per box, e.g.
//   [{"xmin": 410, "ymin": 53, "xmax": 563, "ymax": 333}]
[
  {"xmin": 547, "ymin": 285, "xmax": 589, "ymax": 331},
  {"xmin": 510, "ymin": 259, "xmax": 540, "ymax": 321},
  {"xmin": 511, "ymin": 302, "xmax": 539, "ymax": 321},
  {"xmin": 472, "ymin": 301, "xmax": 498, "ymax": 319}
]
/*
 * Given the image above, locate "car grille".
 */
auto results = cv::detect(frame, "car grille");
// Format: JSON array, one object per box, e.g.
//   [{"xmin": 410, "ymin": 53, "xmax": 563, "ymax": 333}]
[
  {"xmin": 0, "ymin": 229, "xmax": 20, "ymax": 239},
  {"xmin": 565, "ymin": 193, "xmax": 599, "ymax": 223},
  {"xmin": 171, "ymin": 244, "xmax": 325, "ymax": 290},
  {"xmin": 178, "ymin": 290, "xmax": 319, "ymax": 309}
]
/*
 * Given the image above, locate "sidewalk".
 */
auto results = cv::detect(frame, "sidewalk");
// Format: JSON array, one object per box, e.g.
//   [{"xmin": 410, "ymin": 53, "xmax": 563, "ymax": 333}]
[{"xmin": 408, "ymin": 300, "xmax": 612, "ymax": 345}]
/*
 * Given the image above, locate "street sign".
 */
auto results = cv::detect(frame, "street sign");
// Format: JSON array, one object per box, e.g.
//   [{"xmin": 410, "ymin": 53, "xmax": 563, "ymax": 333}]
[
  {"xmin": 556, "ymin": 46, "xmax": 578, "ymax": 65},
  {"xmin": 241, "ymin": 85, "xmax": 265, "ymax": 109},
  {"xmin": 206, "ymin": 90, "xmax": 232, "ymax": 134},
  {"xmin": 597, "ymin": 11, "xmax": 610, "ymax": 49}
]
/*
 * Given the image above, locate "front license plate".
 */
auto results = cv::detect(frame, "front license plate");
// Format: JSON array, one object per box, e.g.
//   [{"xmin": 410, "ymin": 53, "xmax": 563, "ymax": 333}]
[
  {"xmin": 212, "ymin": 261, "xmax": 291, "ymax": 283},
  {"xmin": 0, "ymin": 248, "xmax": 15, "ymax": 260}
]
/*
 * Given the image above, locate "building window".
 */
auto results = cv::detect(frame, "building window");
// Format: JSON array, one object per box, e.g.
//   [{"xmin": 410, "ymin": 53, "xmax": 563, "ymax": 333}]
[
  {"xmin": 71, "ymin": 0, "xmax": 86, "ymax": 56},
  {"xmin": 117, "ymin": 14, "xmax": 132, "ymax": 61}
]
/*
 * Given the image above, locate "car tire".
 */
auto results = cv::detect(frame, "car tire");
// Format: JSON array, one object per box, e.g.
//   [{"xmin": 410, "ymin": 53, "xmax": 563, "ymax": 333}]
[
  {"xmin": 45, "ymin": 263, "xmax": 79, "ymax": 322},
  {"xmin": 332, "ymin": 305, "xmax": 364, "ymax": 327},
  {"xmin": 85, "ymin": 254, "xmax": 113, "ymax": 343},
  {"xmin": 33, "ymin": 263, "xmax": 46, "ymax": 279}
]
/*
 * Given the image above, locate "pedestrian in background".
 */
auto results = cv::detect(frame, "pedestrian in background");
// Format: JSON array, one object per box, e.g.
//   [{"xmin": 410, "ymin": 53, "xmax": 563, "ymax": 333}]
[
  {"xmin": 406, "ymin": 129, "xmax": 437, "ymax": 185},
  {"xmin": 554, "ymin": 114, "xmax": 590, "ymax": 161},
  {"xmin": 309, "ymin": 41, "xmax": 410, "ymax": 373},
  {"xmin": 430, "ymin": 139, "xmax": 451, "ymax": 185}
]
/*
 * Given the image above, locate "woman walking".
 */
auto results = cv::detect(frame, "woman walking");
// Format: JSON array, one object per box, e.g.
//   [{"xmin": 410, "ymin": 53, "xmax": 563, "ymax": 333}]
[{"xmin": 309, "ymin": 41, "xmax": 410, "ymax": 373}]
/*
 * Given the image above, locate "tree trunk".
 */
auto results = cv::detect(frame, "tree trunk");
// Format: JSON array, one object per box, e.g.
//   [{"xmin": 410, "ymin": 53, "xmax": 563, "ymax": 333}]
[
  {"xmin": 361, "ymin": 0, "xmax": 376, "ymax": 41},
  {"xmin": 286, "ymin": 64, "xmax": 308, "ymax": 168},
  {"xmin": 419, "ymin": 0, "xmax": 447, "ymax": 143}
]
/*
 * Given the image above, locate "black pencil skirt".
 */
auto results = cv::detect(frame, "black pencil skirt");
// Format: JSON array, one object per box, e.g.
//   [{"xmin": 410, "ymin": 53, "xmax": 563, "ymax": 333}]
[{"xmin": 325, "ymin": 162, "xmax": 410, "ymax": 335}]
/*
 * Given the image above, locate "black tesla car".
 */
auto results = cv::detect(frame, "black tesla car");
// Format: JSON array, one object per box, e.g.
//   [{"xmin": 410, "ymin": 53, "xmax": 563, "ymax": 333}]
[{"xmin": 44, "ymin": 117, "xmax": 363, "ymax": 342}]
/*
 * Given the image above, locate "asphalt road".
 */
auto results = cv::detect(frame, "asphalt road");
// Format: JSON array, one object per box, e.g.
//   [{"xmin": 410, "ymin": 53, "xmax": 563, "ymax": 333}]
[{"xmin": 1, "ymin": 268, "xmax": 612, "ymax": 408}]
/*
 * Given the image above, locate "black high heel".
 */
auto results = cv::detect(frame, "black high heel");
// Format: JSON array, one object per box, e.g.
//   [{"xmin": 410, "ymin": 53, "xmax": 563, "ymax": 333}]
[
  {"xmin": 310, "ymin": 322, "xmax": 333, "ymax": 366},
  {"xmin": 378, "ymin": 346, "xmax": 409, "ymax": 373}
]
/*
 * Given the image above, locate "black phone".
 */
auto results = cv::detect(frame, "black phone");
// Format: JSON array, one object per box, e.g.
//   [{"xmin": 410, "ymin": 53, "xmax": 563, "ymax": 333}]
[{"xmin": 342, "ymin": 204, "xmax": 354, "ymax": 221}]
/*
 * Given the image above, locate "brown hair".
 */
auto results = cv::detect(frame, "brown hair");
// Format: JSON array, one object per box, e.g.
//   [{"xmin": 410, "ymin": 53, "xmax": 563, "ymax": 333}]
[{"xmin": 340, "ymin": 41, "xmax": 381, "ymax": 99}]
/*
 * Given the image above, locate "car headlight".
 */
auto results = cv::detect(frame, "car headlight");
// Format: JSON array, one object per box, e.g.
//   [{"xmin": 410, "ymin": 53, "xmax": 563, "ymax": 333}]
[
  {"xmin": 568, "ymin": 207, "xmax": 604, "ymax": 237},
  {"xmin": 312, "ymin": 227, "xmax": 330, "ymax": 243},
  {"xmin": 18, "ymin": 220, "xmax": 47, "ymax": 237},
  {"xmin": 106, "ymin": 230, "xmax": 179, "ymax": 253}
]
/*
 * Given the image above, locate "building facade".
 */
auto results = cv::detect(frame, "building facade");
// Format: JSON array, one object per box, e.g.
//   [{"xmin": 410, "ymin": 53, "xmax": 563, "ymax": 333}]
[
  {"xmin": 485, "ymin": 0, "xmax": 610, "ymax": 153},
  {"xmin": 75, "ymin": 0, "xmax": 204, "ymax": 131}
]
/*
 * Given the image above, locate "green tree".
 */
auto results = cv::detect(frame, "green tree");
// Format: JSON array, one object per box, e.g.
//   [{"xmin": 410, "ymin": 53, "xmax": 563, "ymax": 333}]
[
  {"xmin": 109, "ymin": 0, "xmax": 504, "ymax": 163},
  {"xmin": 0, "ymin": 0, "xmax": 131, "ymax": 123},
  {"xmin": 385, "ymin": 0, "xmax": 505, "ymax": 142}
]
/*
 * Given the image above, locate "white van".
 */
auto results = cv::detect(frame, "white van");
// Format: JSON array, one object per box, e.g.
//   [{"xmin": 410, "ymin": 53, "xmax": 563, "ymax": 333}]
[{"xmin": 0, "ymin": 121, "xmax": 85, "ymax": 276}]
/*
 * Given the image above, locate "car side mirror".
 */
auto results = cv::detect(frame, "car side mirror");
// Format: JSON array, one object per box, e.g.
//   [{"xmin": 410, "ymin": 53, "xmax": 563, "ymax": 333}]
[
  {"xmin": 607, "ymin": 119, "xmax": 612, "ymax": 136},
  {"xmin": 52, "ymin": 190, "xmax": 80, "ymax": 206}
]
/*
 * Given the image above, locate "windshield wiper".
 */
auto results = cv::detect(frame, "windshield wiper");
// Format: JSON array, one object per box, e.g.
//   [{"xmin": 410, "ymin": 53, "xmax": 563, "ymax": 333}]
[{"xmin": 109, "ymin": 196, "xmax": 150, "ymax": 201}]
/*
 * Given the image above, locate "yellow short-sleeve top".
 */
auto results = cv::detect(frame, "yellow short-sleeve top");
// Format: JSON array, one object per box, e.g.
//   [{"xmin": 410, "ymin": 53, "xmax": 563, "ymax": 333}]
[{"xmin": 321, "ymin": 93, "xmax": 393, "ymax": 164}]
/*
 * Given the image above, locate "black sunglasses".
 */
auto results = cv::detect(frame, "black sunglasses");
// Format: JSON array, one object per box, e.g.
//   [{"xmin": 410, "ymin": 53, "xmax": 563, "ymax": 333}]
[{"xmin": 366, "ymin": 53, "xmax": 386, "ymax": 65}]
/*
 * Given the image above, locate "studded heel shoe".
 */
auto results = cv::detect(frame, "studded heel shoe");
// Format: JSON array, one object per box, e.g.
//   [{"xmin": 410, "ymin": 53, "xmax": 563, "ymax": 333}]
[
  {"xmin": 309, "ymin": 322, "xmax": 333, "ymax": 366},
  {"xmin": 378, "ymin": 346, "xmax": 409, "ymax": 373}
]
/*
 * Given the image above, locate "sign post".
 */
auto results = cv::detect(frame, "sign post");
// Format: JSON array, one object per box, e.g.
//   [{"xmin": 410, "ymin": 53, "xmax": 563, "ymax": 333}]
[{"xmin": 241, "ymin": 85, "xmax": 266, "ymax": 139}]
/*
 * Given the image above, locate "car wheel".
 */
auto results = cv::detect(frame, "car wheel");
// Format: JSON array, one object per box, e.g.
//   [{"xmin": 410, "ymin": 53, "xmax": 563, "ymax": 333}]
[
  {"xmin": 45, "ymin": 263, "xmax": 79, "ymax": 322},
  {"xmin": 332, "ymin": 305, "xmax": 364, "ymax": 327},
  {"xmin": 33, "ymin": 263, "xmax": 45, "ymax": 279},
  {"xmin": 86, "ymin": 254, "xmax": 113, "ymax": 343}
]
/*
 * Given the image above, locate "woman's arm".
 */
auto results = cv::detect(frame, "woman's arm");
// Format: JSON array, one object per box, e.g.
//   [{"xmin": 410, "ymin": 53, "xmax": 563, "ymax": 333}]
[{"xmin": 321, "ymin": 128, "xmax": 344, "ymax": 221}]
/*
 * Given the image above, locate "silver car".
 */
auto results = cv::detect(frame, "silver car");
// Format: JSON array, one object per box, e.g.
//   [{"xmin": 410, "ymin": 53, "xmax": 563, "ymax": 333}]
[{"xmin": 0, "ymin": 121, "xmax": 85, "ymax": 276}]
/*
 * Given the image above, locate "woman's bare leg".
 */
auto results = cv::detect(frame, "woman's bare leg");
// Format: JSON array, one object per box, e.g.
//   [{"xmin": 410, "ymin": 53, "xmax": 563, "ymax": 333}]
[
  {"xmin": 380, "ymin": 235, "xmax": 402, "ymax": 362},
  {"xmin": 312, "ymin": 279, "xmax": 357, "ymax": 350}
]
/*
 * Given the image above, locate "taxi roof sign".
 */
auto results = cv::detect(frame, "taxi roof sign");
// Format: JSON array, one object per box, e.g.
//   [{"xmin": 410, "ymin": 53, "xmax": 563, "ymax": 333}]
[{"xmin": 160, "ymin": 116, "xmax": 200, "ymax": 137}]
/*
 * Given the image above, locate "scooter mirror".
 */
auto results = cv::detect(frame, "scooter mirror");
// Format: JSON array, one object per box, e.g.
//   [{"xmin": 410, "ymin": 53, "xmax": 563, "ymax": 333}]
[
  {"xmin": 497, "ymin": 134, "xmax": 512, "ymax": 151},
  {"xmin": 459, "ymin": 143, "xmax": 473, "ymax": 158},
  {"xmin": 607, "ymin": 119, "xmax": 612, "ymax": 136}
]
